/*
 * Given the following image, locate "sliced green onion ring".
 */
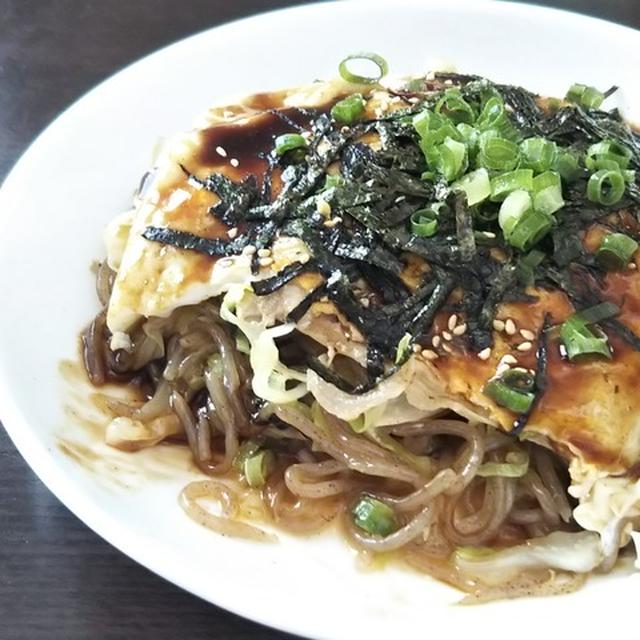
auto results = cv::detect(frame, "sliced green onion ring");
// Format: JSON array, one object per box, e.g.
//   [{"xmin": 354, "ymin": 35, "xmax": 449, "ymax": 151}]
[
  {"xmin": 555, "ymin": 151, "xmax": 582, "ymax": 182},
  {"xmin": 484, "ymin": 378, "xmax": 535, "ymax": 413},
  {"xmin": 410, "ymin": 206, "xmax": 440, "ymax": 237},
  {"xmin": 331, "ymin": 93, "xmax": 366, "ymax": 124},
  {"xmin": 559, "ymin": 303, "xmax": 618, "ymax": 361},
  {"xmin": 274, "ymin": 133, "xmax": 308, "ymax": 156},
  {"xmin": 490, "ymin": 169, "xmax": 534, "ymax": 202},
  {"xmin": 566, "ymin": 83, "xmax": 605, "ymax": 110},
  {"xmin": 451, "ymin": 168, "xmax": 491, "ymax": 206},
  {"xmin": 352, "ymin": 495, "xmax": 397, "ymax": 536},
  {"xmin": 520, "ymin": 137, "xmax": 558, "ymax": 173},
  {"xmin": 437, "ymin": 137, "xmax": 468, "ymax": 181},
  {"xmin": 507, "ymin": 209, "xmax": 554, "ymax": 251},
  {"xmin": 532, "ymin": 171, "xmax": 564, "ymax": 216},
  {"xmin": 477, "ymin": 136, "xmax": 520, "ymax": 172},
  {"xmin": 435, "ymin": 89, "xmax": 476, "ymax": 125},
  {"xmin": 244, "ymin": 449, "xmax": 275, "ymax": 488},
  {"xmin": 498, "ymin": 189, "xmax": 532, "ymax": 237},
  {"xmin": 338, "ymin": 52, "xmax": 389, "ymax": 85},
  {"xmin": 587, "ymin": 169, "xmax": 626, "ymax": 206},
  {"xmin": 597, "ymin": 233, "xmax": 639, "ymax": 270},
  {"xmin": 585, "ymin": 140, "xmax": 632, "ymax": 172}
]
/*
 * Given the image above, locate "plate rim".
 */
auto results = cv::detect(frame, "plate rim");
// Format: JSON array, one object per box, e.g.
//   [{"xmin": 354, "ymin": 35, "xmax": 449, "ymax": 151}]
[{"xmin": 1, "ymin": 1, "xmax": 639, "ymax": 638}]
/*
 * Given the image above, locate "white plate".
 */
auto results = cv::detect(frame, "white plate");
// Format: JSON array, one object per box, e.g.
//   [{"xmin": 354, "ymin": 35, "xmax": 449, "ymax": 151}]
[{"xmin": 1, "ymin": 1, "xmax": 640, "ymax": 638}]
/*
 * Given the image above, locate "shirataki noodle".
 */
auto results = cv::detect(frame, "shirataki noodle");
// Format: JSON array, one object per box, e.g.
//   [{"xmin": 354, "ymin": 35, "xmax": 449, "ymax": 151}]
[{"xmin": 80, "ymin": 264, "xmax": 607, "ymax": 600}]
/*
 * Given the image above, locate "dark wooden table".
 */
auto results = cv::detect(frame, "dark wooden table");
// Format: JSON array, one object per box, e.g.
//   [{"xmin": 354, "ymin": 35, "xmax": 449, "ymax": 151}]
[{"xmin": 1, "ymin": 1, "xmax": 639, "ymax": 638}]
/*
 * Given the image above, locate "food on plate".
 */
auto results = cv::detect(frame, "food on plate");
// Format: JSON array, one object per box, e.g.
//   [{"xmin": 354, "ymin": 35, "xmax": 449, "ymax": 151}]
[{"xmin": 81, "ymin": 53, "xmax": 640, "ymax": 601}]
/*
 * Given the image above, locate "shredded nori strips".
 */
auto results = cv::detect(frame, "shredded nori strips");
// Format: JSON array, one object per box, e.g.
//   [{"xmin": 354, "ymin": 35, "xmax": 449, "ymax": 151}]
[{"xmin": 143, "ymin": 73, "xmax": 640, "ymax": 400}]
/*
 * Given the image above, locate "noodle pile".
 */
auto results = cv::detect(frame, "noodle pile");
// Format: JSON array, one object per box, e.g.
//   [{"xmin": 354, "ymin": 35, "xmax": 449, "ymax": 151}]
[{"xmin": 81, "ymin": 262, "xmax": 607, "ymax": 601}]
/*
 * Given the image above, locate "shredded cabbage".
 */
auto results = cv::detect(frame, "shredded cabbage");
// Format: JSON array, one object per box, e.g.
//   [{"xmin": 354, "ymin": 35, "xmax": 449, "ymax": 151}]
[
  {"xmin": 307, "ymin": 361, "xmax": 415, "ymax": 421},
  {"xmin": 220, "ymin": 285, "xmax": 308, "ymax": 403},
  {"xmin": 476, "ymin": 450, "xmax": 529, "ymax": 478},
  {"xmin": 454, "ymin": 531, "xmax": 603, "ymax": 585}
]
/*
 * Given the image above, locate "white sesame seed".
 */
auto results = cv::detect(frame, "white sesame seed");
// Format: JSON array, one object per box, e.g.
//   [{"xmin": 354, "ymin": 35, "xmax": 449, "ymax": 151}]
[
  {"xmin": 501, "ymin": 354, "xmax": 518, "ymax": 365},
  {"xmin": 442, "ymin": 331, "xmax": 453, "ymax": 341},
  {"xmin": 340, "ymin": 126, "xmax": 350, "ymax": 134},
  {"xmin": 242, "ymin": 245, "xmax": 256, "ymax": 255},
  {"xmin": 323, "ymin": 217, "xmax": 342, "ymax": 228},
  {"xmin": 484, "ymin": 231, "xmax": 497, "ymax": 239},
  {"xmin": 215, "ymin": 146, "xmax": 227, "ymax": 157},
  {"xmin": 629, "ymin": 262, "xmax": 637, "ymax": 270},
  {"xmin": 559, "ymin": 344, "xmax": 568, "ymax": 358},
  {"xmin": 412, "ymin": 344, "xmax": 422, "ymax": 354},
  {"xmin": 505, "ymin": 319, "xmax": 517, "ymax": 335},
  {"xmin": 258, "ymin": 257, "xmax": 274, "ymax": 267},
  {"xmin": 301, "ymin": 131, "xmax": 313, "ymax": 140},
  {"xmin": 520, "ymin": 329, "xmax": 536, "ymax": 341},
  {"xmin": 478, "ymin": 347, "xmax": 492, "ymax": 360},
  {"xmin": 448, "ymin": 314, "xmax": 458, "ymax": 331},
  {"xmin": 317, "ymin": 199, "xmax": 332, "ymax": 216},
  {"xmin": 360, "ymin": 298, "xmax": 370, "ymax": 308},
  {"xmin": 444, "ymin": 79, "xmax": 453, "ymax": 86},
  {"xmin": 492, "ymin": 319, "xmax": 505, "ymax": 332},
  {"xmin": 442, "ymin": 342, "xmax": 453, "ymax": 353},
  {"xmin": 432, "ymin": 335, "xmax": 441, "ymax": 348},
  {"xmin": 230, "ymin": 158, "xmax": 240, "ymax": 167},
  {"xmin": 408, "ymin": 97, "xmax": 420, "ymax": 104},
  {"xmin": 517, "ymin": 341, "xmax": 533, "ymax": 352},
  {"xmin": 423, "ymin": 349, "xmax": 439, "ymax": 361},
  {"xmin": 257, "ymin": 248, "xmax": 272, "ymax": 258},
  {"xmin": 453, "ymin": 323, "xmax": 467, "ymax": 336},
  {"xmin": 227, "ymin": 227, "xmax": 238, "ymax": 239},
  {"xmin": 496, "ymin": 363, "xmax": 511, "ymax": 376}
]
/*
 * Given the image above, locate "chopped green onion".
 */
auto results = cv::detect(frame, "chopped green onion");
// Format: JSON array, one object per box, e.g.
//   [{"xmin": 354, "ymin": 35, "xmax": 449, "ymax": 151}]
[
  {"xmin": 477, "ymin": 450, "xmax": 530, "ymax": 478},
  {"xmin": 456, "ymin": 122, "xmax": 480, "ymax": 153},
  {"xmin": 331, "ymin": 93, "xmax": 366, "ymax": 124},
  {"xmin": 507, "ymin": 209, "xmax": 554, "ymax": 251},
  {"xmin": 554, "ymin": 151, "xmax": 582, "ymax": 182},
  {"xmin": 476, "ymin": 96, "xmax": 517, "ymax": 140},
  {"xmin": 560, "ymin": 313, "xmax": 611, "ymax": 361},
  {"xmin": 338, "ymin": 52, "xmax": 389, "ymax": 85},
  {"xmin": 352, "ymin": 496, "xmax": 397, "ymax": 536},
  {"xmin": 233, "ymin": 440, "xmax": 262, "ymax": 472},
  {"xmin": 516, "ymin": 249, "xmax": 546, "ymax": 287},
  {"xmin": 436, "ymin": 136, "xmax": 468, "ymax": 181},
  {"xmin": 587, "ymin": 169, "xmax": 626, "ymax": 206},
  {"xmin": 520, "ymin": 137, "xmax": 557, "ymax": 173},
  {"xmin": 484, "ymin": 378, "xmax": 535, "ymax": 413},
  {"xmin": 395, "ymin": 332, "xmax": 412, "ymax": 364},
  {"xmin": 243, "ymin": 449, "xmax": 275, "ymax": 488},
  {"xmin": 410, "ymin": 206, "xmax": 440, "ymax": 237},
  {"xmin": 435, "ymin": 89, "xmax": 476, "ymax": 125},
  {"xmin": 597, "ymin": 233, "xmax": 638, "ymax": 270},
  {"xmin": 323, "ymin": 174, "xmax": 345, "ymax": 190},
  {"xmin": 451, "ymin": 168, "xmax": 491, "ymax": 206},
  {"xmin": 477, "ymin": 136, "xmax": 520, "ymax": 171},
  {"xmin": 274, "ymin": 133, "xmax": 308, "ymax": 156},
  {"xmin": 585, "ymin": 140, "xmax": 632, "ymax": 172},
  {"xmin": 532, "ymin": 171, "xmax": 564, "ymax": 216},
  {"xmin": 498, "ymin": 189, "xmax": 532, "ymax": 236},
  {"xmin": 566, "ymin": 83, "xmax": 605, "ymax": 110},
  {"xmin": 490, "ymin": 169, "xmax": 534, "ymax": 201}
]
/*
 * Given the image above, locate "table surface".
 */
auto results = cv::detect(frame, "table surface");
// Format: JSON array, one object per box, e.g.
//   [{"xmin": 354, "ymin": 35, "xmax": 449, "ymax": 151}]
[{"xmin": 1, "ymin": 1, "xmax": 639, "ymax": 638}]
